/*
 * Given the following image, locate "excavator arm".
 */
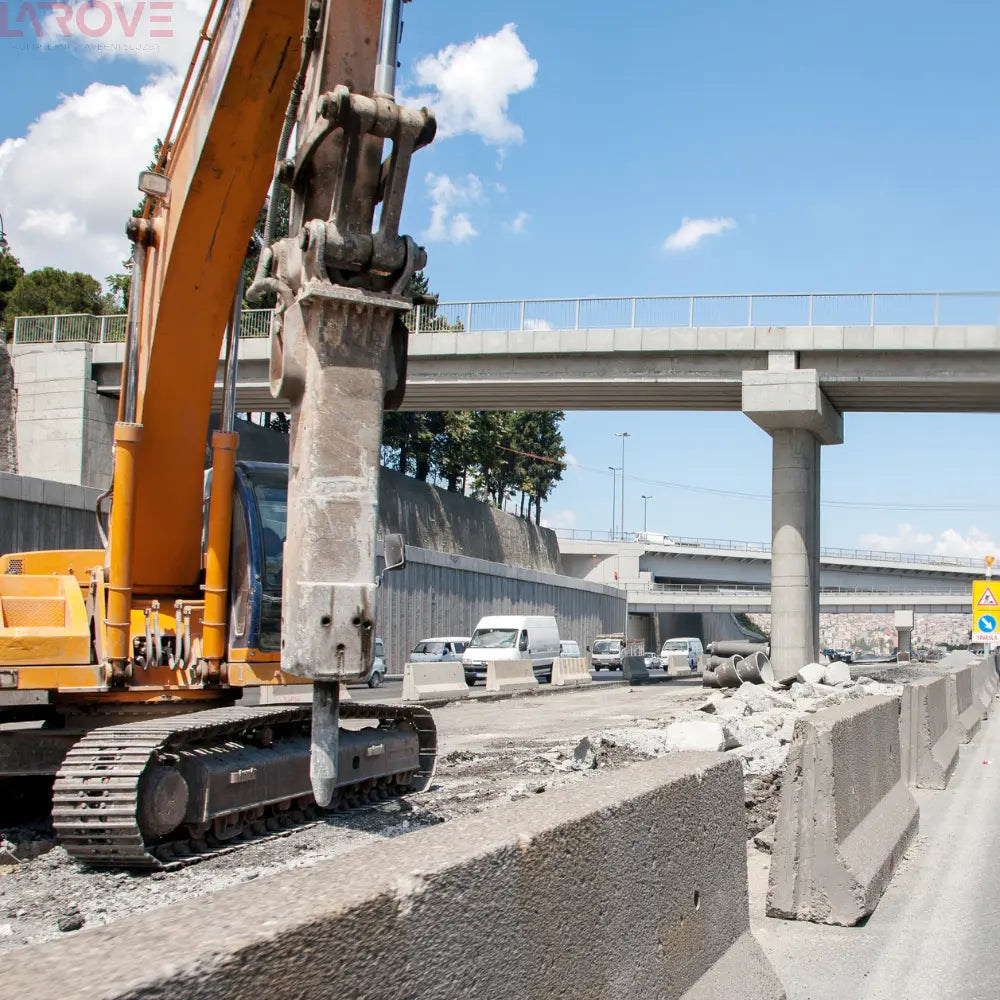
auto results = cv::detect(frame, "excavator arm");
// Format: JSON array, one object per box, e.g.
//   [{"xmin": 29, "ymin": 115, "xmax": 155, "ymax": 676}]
[{"xmin": 104, "ymin": 0, "xmax": 433, "ymax": 805}]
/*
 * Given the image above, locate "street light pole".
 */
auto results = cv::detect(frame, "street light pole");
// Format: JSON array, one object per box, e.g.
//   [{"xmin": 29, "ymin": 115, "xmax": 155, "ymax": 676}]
[
  {"xmin": 641, "ymin": 495, "xmax": 652, "ymax": 533},
  {"xmin": 615, "ymin": 432, "xmax": 630, "ymax": 539},
  {"xmin": 608, "ymin": 466, "xmax": 618, "ymax": 539},
  {"xmin": 0, "ymin": 212, "xmax": 8, "ymax": 252}
]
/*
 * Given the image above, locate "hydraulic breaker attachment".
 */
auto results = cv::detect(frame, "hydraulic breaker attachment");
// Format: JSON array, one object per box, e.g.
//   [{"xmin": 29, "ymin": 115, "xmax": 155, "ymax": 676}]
[{"xmin": 250, "ymin": 0, "xmax": 434, "ymax": 805}]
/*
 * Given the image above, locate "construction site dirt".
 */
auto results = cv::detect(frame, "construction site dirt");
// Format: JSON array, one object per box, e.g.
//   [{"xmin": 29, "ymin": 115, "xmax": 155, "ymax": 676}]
[{"xmin": 0, "ymin": 671, "xmax": 916, "ymax": 953}]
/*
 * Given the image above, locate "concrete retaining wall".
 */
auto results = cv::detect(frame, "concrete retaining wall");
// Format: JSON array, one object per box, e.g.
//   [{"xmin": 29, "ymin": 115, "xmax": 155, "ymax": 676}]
[
  {"xmin": 551, "ymin": 656, "xmax": 593, "ymax": 687},
  {"xmin": 401, "ymin": 661, "xmax": 470, "ymax": 702},
  {"xmin": 6, "ymin": 756, "xmax": 785, "ymax": 1000},
  {"xmin": 378, "ymin": 546, "xmax": 625, "ymax": 676},
  {"xmin": 899, "ymin": 675, "xmax": 960, "ymax": 789},
  {"xmin": 0, "ymin": 471, "xmax": 101, "ymax": 554},
  {"xmin": 768, "ymin": 696, "xmax": 918, "ymax": 926},
  {"xmin": 378, "ymin": 466, "xmax": 561, "ymax": 573},
  {"xmin": 947, "ymin": 665, "xmax": 981, "ymax": 743},
  {"xmin": 485, "ymin": 659, "xmax": 538, "ymax": 693}
]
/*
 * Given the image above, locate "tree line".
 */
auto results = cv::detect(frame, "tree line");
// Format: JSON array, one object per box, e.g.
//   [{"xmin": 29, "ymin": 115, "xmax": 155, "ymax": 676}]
[{"xmin": 382, "ymin": 409, "xmax": 565, "ymax": 524}]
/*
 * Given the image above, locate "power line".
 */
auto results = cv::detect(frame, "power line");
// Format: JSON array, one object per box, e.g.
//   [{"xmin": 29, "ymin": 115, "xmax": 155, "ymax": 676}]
[{"xmin": 560, "ymin": 458, "xmax": 1000, "ymax": 513}]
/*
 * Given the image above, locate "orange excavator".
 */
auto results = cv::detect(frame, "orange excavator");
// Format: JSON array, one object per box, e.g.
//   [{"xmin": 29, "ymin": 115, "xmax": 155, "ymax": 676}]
[{"xmin": 0, "ymin": 0, "xmax": 437, "ymax": 867}]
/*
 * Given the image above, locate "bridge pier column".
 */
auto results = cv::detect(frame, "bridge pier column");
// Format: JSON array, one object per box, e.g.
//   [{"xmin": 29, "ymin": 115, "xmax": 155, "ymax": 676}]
[
  {"xmin": 894, "ymin": 610, "xmax": 914, "ymax": 659},
  {"xmin": 743, "ymin": 368, "xmax": 843, "ymax": 682}
]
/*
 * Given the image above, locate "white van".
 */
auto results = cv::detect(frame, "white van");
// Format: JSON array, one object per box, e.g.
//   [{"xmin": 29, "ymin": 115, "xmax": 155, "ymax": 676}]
[
  {"xmin": 660, "ymin": 636, "xmax": 704, "ymax": 671},
  {"xmin": 462, "ymin": 615, "xmax": 561, "ymax": 685}
]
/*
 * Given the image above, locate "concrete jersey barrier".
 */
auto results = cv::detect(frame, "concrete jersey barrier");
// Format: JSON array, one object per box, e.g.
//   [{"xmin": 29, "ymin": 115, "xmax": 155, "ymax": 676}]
[
  {"xmin": 6, "ymin": 756, "xmax": 786, "ymax": 1000},
  {"xmin": 622, "ymin": 654, "xmax": 649, "ymax": 685},
  {"xmin": 551, "ymin": 655, "xmax": 593, "ymax": 686},
  {"xmin": 899, "ymin": 675, "xmax": 960, "ymax": 789},
  {"xmin": 401, "ymin": 661, "xmax": 470, "ymax": 702},
  {"xmin": 972, "ymin": 657, "xmax": 998, "ymax": 718},
  {"xmin": 768, "ymin": 695, "xmax": 918, "ymax": 926},
  {"xmin": 485, "ymin": 659, "xmax": 539, "ymax": 693},
  {"xmin": 947, "ymin": 665, "xmax": 982, "ymax": 742}
]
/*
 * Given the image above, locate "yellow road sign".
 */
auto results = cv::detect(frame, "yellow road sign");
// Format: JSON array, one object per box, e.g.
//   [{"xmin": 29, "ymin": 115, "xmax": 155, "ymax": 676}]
[
  {"xmin": 972, "ymin": 580, "xmax": 1000, "ymax": 641},
  {"xmin": 974, "ymin": 580, "xmax": 999, "ymax": 609}
]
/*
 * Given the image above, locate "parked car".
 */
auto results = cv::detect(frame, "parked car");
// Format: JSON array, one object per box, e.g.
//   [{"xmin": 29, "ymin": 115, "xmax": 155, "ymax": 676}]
[
  {"xmin": 559, "ymin": 639, "xmax": 582, "ymax": 658},
  {"xmin": 408, "ymin": 637, "xmax": 469, "ymax": 666},
  {"xmin": 659, "ymin": 636, "xmax": 703, "ymax": 671},
  {"xmin": 462, "ymin": 615, "xmax": 560, "ymax": 685},
  {"xmin": 643, "ymin": 651, "xmax": 662, "ymax": 671},
  {"xmin": 359, "ymin": 637, "xmax": 387, "ymax": 688}
]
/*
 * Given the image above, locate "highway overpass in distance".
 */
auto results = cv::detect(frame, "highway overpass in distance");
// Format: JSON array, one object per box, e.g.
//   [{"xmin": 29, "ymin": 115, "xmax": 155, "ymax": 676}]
[
  {"xmin": 557, "ymin": 531, "xmax": 983, "ymax": 606},
  {"xmin": 625, "ymin": 583, "xmax": 970, "ymax": 615}
]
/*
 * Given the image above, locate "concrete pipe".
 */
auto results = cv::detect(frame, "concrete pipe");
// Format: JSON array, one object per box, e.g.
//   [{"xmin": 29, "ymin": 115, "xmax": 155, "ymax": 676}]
[
  {"xmin": 735, "ymin": 650, "xmax": 774, "ymax": 685},
  {"xmin": 715, "ymin": 656, "xmax": 743, "ymax": 688},
  {"xmin": 702, "ymin": 668, "xmax": 721, "ymax": 688},
  {"xmin": 707, "ymin": 654, "xmax": 730, "ymax": 670},
  {"xmin": 708, "ymin": 641, "xmax": 770, "ymax": 659}
]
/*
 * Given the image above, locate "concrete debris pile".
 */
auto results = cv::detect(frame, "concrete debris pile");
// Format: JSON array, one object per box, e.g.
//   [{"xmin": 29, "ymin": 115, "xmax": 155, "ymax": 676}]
[{"xmin": 578, "ymin": 672, "xmax": 905, "ymax": 840}]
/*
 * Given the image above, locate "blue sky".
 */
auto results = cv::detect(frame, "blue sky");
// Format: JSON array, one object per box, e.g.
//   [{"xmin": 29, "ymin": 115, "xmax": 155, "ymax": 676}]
[{"xmin": 1, "ymin": 0, "xmax": 999, "ymax": 556}]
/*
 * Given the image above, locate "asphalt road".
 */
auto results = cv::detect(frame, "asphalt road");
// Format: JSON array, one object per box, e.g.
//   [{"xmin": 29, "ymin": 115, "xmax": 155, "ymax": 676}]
[
  {"xmin": 753, "ymin": 698, "xmax": 1000, "ymax": 1000},
  {"xmin": 345, "ymin": 665, "xmax": 698, "ymax": 702}
]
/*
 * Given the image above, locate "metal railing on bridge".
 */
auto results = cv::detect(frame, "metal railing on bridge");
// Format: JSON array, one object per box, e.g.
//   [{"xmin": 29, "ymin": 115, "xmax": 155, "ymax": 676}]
[
  {"xmin": 630, "ymin": 582, "xmax": 972, "ymax": 597},
  {"xmin": 12, "ymin": 290, "xmax": 1000, "ymax": 345},
  {"xmin": 556, "ymin": 528, "xmax": 982, "ymax": 570}
]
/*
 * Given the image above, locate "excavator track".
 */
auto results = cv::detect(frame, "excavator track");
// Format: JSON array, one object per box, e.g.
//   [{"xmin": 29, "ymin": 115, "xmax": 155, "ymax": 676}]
[{"xmin": 52, "ymin": 701, "xmax": 437, "ymax": 870}]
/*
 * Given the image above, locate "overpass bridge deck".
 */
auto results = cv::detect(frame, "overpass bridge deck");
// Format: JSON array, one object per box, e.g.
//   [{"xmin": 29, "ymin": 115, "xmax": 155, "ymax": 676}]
[{"xmin": 13, "ymin": 289, "xmax": 1000, "ymax": 412}]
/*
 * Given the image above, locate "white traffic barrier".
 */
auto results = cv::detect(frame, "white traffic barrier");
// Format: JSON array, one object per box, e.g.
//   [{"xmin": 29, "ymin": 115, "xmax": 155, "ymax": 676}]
[
  {"xmin": 550, "ymin": 656, "xmax": 593, "ymax": 687},
  {"xmin": 666, "ymin": 652, "xmax": 688, "ymax": 674},
  {"xmin": 485, "ymin": 659, "xmax": 539, "ymax": 693},
  {"xmin": 401, "ymin": 661, "xmax": 470, "ymax": 702}
]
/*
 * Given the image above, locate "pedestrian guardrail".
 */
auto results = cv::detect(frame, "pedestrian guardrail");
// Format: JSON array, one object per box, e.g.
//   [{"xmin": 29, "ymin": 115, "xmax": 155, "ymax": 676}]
[{"xmin": 12, "ymin": 290, "xmax": 1000, "ymax": 346}]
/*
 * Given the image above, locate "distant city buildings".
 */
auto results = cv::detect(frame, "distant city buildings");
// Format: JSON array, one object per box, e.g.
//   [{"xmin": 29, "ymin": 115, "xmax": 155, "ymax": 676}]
[{"xmin": 746, "ymin": 613, "xmax": 972, "ymax": 653}]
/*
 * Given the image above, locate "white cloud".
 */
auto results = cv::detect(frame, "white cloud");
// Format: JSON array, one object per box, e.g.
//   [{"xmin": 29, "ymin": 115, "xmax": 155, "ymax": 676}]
[
  {"xmin": 0, "ymin": 0, "xmax": 209, "ymax": 281},
  {"xmin": 542, "ymin": 508, "xmax": 577, "ymax": 531},
  {"xmin": 0, "ymin": 76, "xmax": 180, "ymax": 279},
  {"xmin": 523, "ymin": 318, "xmax": 552, "ymax": 331},
  {"xmin": 423, "ymin": 172, "xmax": 483, "ymax": 244},
  {"xmin": 860, "ymin": 524, "xmax": 998, "ymax": 559},
  {"xmin": 663, "ymin": 216, "xmax": 736, "ymax": 253},
  {"xmin": 409, "ymin": 23, "xmax": 537, "ymax": 145},
  {"xmin": 507, "ymin": 210, "xmax": 529, "ymax": 235}
]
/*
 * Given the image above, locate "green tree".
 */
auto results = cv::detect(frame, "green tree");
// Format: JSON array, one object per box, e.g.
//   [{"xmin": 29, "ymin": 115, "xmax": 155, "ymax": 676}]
[
  {"xmin": 5, "ymin": 268, "xmax": 107, "ymax": 320},
  {"xmin": 0, "ymin": 247, "xmax": 25, "ymax": 338},
  {"xmin": 510, "ymin": 410, "xmax": 565, "ymax": 524}
]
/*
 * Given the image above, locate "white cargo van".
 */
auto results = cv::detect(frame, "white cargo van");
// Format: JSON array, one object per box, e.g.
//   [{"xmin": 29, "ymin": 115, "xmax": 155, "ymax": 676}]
[
  {"xmin": 462, "ymin": 615, "xmax": 561, "ymax": 685},
  {"xmin": 659, "ymin": 636, "xmax": 703, "ymax": 671}
]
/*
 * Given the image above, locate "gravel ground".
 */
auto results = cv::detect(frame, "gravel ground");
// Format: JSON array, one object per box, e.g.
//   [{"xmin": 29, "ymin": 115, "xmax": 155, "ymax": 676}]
[{"xmin": 0, "ymin": 670, "xmax": 922, "ymax": 952}]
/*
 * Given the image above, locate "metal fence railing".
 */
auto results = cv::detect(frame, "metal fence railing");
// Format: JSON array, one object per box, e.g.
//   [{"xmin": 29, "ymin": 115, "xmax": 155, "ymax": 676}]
[
  {"xmin": 630, "ymin": 582, "xmax": 972, "ymax": 597},
  {"xmin": 12, "ymin": 291, "xmax": 1000, "ymax": 346},
  {"xmin": 555, "ymin": 528, "xmax": 982, "ymax": 569}
]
